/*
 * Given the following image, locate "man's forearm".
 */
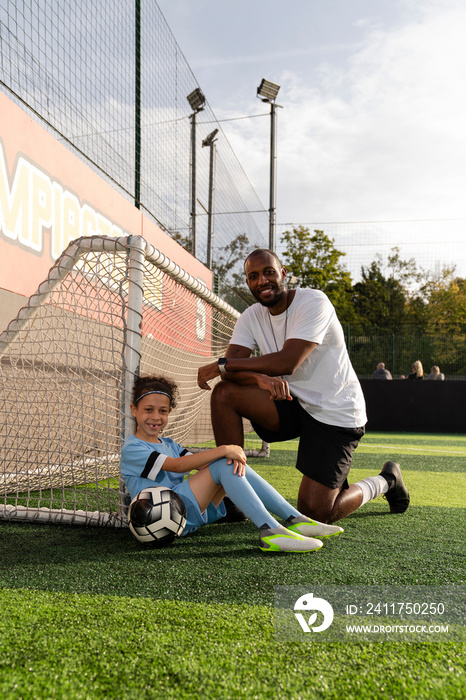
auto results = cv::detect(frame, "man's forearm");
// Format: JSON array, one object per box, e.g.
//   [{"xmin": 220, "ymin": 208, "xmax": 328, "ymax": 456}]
[
  {"xmin": 197, "ymin": 356, "xmax": 283, "ymax": 390},
  {"xmin": 223, "ymin": 352, "xmax": 295, "ymax": 377},
  {"xmin": 221, "ymin": 370, "xmax": 265, "ymax": 386},
  {"xmin": 197, "ymin": 340, "xmax": 317, "ymax": 390}
]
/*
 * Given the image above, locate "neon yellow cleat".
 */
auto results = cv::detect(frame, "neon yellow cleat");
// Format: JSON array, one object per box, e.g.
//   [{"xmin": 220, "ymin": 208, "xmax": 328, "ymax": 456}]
[
  {"xmin": 286, "ymin": 515, "xmax": 344, "ymax": 539},
  {"xmin": 259, "ymin": 526, "xmax": 323, "ymax": 553}
]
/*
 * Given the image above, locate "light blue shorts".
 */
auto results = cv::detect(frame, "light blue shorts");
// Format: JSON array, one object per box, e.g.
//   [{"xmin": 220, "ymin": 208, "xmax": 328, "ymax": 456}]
[{"xmin": 172, "ymin": 479, "xmax": 226, "ymax": 537}]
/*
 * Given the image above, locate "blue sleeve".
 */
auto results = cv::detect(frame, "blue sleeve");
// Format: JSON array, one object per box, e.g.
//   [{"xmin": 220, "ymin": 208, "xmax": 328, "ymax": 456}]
[
  {"xmin": 121, "ymin": 439, "xmax": 167, "ymax": 481},
  {"xmin": 120, "ymin": 437, "xmax": 192, "ymax": 501}
]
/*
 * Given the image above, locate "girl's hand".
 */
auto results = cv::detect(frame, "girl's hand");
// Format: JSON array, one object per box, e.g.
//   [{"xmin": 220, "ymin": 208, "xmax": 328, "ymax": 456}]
[
  {"xmin": 257, "ymin": 375, "xmax": 292, "ymax": 401},
  {"xmin": 223, "ymin": 444, "xmax": 246, "ymax": 462},
  {"xmin": 227, "ymin": 459, "xmax": 246, "ymax": 477},
  {"xmin": 223, "ymin": 444, "xmax": 247, "ymax": 477}
]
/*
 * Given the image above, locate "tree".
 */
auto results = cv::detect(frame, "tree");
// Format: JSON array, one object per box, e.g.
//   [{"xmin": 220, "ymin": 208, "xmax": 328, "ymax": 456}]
[
  {"xmin": 417, "ymin": 268, "xmax": 466, "ymax": 334},
  {"xmin": 280, "ymin": 226, "xmax": 357, "ymax": 321},
  {"xmin": 351, "ymin": 259, "xmax": 408, "ymax": 333},
  {"xmin": 170, "ymin": 231, "xmax": 254, "ymax": 310},
  {"xmin": 211, "ymin": 233, "xmax": 255, "ymax": 311}
]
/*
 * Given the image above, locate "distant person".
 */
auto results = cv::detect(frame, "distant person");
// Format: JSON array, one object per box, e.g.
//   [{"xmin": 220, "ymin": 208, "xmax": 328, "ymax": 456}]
[
  {"xmin": 407, "ymin": 360, "xmax": 424, "ymax": 380},
  {"xmin": 426, "ymin": 365, "xmax": 445, "ymax": 381},
  {"xmin": 372, "ymin": 362, "xmax": 393, "ymax": 380}
]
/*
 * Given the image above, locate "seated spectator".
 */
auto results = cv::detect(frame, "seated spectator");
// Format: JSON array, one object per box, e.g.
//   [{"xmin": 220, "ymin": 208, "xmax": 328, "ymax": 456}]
[
  {"xmin": 407, "ymin": 360, "xmax": 424, "ymax": 380},
  {"xmin": 426, "ymin": 365, "xmax": 445, "ymax": 381},
  {"xmin": 372, "ymin": 362, "xmax": 393, "ymax": 380}
]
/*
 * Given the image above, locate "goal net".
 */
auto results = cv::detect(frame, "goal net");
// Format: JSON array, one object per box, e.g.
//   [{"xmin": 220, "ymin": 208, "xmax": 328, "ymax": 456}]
[{"xmin": 0, "ymin": 235, "xmax": 267, "ymax": 528}]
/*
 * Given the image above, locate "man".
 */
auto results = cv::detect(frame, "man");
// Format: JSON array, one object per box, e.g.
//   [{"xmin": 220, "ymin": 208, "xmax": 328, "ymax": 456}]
[
  {"xmin": 197, "ymin": 249, "xmax": 409, "ymax": 524},
  {"xmin": 373, "ymin": 362, "xmax": 393, "ymax": 380}
]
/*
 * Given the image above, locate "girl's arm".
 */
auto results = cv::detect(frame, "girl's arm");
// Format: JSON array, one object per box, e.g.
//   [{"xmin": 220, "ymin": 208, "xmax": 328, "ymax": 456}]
[{"xmin": 162, "ymin": 443, "xmax": 247, "ymax": 476}]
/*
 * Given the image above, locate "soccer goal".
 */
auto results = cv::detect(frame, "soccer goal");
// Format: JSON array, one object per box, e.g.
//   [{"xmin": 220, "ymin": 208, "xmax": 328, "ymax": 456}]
[{"xmin": 0, "ymin": 235, "xmax": 267, "ymax": 528}]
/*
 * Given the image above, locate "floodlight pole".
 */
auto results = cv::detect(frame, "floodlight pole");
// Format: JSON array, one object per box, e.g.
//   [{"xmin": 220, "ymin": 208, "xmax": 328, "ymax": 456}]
[
  {"xmin": 187, "ymin": 89, "xmax": 206, "ymax": 259},
  {"xmin": 257, "ymin": 79, "xmax": 281, "ymax": 253},
  {"xmin": 202, "ymin": 129, "xmax": 218, "ymax": 270},
  {"xmin": 269, "ymin": 101, "xmax": 278, "ymax": 252},
  {"xmin": 134, "ymin": 0, "xmax": 141, "ymax": 209},
  {"xmin": 189, "ymin": 110, "xmax": 198, "ymax": 258}
]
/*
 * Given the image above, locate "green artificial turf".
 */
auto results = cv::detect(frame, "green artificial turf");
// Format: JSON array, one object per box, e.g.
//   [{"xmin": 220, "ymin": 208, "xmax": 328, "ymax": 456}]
[{"xmin": 0, "ymin": 432, "xmax": 465, "ymax": 699}]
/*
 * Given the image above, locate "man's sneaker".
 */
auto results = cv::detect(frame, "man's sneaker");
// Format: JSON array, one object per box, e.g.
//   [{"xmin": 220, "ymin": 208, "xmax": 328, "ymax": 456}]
[
  {"xmin": 381, "ymin": 461, "xmax": 410, "ymax": 513},
  {"xmin": 285, "ymin": 515, "xmax": 344, "ymax": 538},
  {"xmin": 217, "ymin": 497, "xmax": 248, "ymax": 523},
  {"xmin": 259, "ymin": 525, "xmax": 323, "ymax": 553}
]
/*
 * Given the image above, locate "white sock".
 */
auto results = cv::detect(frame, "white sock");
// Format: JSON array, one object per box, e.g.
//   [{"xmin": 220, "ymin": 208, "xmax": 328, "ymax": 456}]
[{"xmin": 355, "ymin": 475, "xmax": 389, "ymax": 506}]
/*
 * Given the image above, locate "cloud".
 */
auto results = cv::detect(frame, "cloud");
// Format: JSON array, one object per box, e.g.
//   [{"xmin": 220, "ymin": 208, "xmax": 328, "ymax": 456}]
[
  {"xmin": 190, "ymin": 43, "xmax": 363, "ymax": 69},
  {"xmin": 222, "ymin": 1, "xmax": 466, "ymax": 225}
]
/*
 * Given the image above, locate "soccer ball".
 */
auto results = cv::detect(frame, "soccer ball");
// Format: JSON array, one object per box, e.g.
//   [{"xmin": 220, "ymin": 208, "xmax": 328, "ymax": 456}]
[{"xmin": 128, "ymin": 486, "xmax": 187, "ymax": 547}]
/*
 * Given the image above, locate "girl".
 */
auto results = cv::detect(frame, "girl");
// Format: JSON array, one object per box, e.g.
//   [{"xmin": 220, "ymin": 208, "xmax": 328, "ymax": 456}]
[{"xmin": 120, "ymin": 375, "xmax": 343, "ymax": 553}]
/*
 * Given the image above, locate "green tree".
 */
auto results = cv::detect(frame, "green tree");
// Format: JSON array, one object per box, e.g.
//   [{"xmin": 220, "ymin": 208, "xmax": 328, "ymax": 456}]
[
  {"xmin": 212, "ymin": 233, "xmax": 255, "ymax": 311},
  {"xmin": 280, "ymin": 226, "xmax": 357, "ymax": 321},
  {"xmin": 418, "ymin": 268, "xmax": 466, "ymax": 334},
  {"xmin": 351, "ymin": 259, "xmax": 408, "ymax": 333},
  {"xmin": 170, "ymin": 231, "xmax": 254, "ymax": 311}
]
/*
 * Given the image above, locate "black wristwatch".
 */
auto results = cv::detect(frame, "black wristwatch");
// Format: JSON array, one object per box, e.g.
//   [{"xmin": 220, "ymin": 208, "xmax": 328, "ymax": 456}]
[{"xmin": 218, "ymin": 358, "xmax": 228, "ymax": 375}]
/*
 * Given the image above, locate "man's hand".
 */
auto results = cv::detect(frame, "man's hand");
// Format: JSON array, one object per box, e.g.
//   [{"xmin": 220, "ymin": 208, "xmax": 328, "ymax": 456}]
[
  {"xmin": 256, "ymin": 374, "xmax": 292, "ymax": 401},
  {"xmin": 197, "ymin": 361, "xmax": 219, "ymax": 390}
]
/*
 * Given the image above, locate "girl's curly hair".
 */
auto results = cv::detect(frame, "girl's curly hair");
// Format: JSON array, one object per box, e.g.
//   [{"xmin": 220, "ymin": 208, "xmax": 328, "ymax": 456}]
[{"xmin": 131, "ymin": 375, "xmax": 179, "ymax": 410}]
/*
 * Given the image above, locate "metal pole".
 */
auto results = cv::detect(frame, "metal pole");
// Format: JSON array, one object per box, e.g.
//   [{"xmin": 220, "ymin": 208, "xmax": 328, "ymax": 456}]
[
  {"xmin": 190, "ymin": 112, "xmax": 197, "ymax": 258},
  {"xmin": 134, "ymin": 0, "xmax": 141, "ymax": 209},
  {"xmin": 123, "ymin": 236, "xmax": 145, "ymax": 438},
  {"xmin": 269, "ymin": 101, "xmax": 277, "ymax": 252},
  {"xmin": 120, "ymin": 235, "xmax": 145, "ymax": 517},
  {"xmin": 206, "ymin": 140, "xmax": 216, "ymax": 269}
]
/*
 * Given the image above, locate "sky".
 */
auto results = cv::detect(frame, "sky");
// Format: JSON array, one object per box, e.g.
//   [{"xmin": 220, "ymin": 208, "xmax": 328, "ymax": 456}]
[{"xmin": 156, "ymin": 0, "xmax": 466, "ymax": 275}]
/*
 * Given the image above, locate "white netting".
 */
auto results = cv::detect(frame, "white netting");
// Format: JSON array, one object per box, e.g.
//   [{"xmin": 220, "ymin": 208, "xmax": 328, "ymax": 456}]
[{"xmin": 0, "ymin": 235, "xmax": 262, "ymax": 527}]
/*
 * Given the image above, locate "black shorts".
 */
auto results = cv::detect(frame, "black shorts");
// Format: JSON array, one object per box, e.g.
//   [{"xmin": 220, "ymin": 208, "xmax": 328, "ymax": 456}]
[{"xmin": 251, "ymin": 397, "xmax": 365, "ymax": 490}]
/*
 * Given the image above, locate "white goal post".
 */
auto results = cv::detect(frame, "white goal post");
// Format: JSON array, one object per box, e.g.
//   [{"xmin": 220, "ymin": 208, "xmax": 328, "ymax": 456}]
[{"xmin": 0, "ymin": 235, "xmax": 268, "ymax": 528}]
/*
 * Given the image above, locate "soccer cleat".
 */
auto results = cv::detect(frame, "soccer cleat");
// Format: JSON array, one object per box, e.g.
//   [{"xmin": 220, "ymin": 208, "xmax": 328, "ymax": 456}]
[
  {"xmin": 259, "ymin": 525, "xmax": 323, "ymax": 553},
  {"xmin": 285, "ymin": 515, "xmax": 344, "ymax": 539},
  {"xmin": 380, "ymin": 461, "xmax": 410, "ymax": 514}
]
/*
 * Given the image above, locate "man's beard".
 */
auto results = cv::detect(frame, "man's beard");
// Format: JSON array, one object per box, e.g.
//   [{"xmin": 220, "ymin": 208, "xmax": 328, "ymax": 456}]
[{"xmin": 252, "ymin": 283, "xmax": 285, "ymax": 308}]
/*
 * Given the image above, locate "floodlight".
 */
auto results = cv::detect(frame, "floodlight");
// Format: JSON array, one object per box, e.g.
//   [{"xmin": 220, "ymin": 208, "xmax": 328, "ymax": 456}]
[
  {"xmin": 187, "ymin": 88, "xmax": 206, "ymax": 112},
  {"xmin": 202, "ymin": 129, "xmax": 218, "ymax": 148},
  {"xmin": 256, "ymin": 79, "xmax": 280, "ymax": 103}
]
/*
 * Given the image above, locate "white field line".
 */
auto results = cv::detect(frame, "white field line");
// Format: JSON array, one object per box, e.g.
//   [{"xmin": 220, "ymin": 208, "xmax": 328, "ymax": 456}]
[{"xmin": 360, "ymin": 443, "xmax": 466, "ymax": 456}]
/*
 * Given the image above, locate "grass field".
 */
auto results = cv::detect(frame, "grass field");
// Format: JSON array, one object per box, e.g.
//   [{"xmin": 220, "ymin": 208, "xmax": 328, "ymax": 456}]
[{"xmin": 0, "ymin": 432, "xmax": 465, "ymax": 699}]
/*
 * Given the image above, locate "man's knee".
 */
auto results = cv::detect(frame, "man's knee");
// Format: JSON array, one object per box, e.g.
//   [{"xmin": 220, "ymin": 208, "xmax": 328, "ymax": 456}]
[
  {"xmin": 297, "ymin": 477, "xmax": 337, "ymax": 523},
  {"xmin": 211, "ymin": 379, "xmax": 237, "ymax": 407},
  {"xmin": 297, "ymin": 495, "xmax": 332, "ymax": 523}
]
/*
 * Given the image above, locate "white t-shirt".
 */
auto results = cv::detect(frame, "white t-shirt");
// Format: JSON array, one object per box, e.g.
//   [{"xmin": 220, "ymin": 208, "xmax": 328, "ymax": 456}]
[{"xmin": 229, "ymin": 288, "xmax": 367, "ymax": 428}]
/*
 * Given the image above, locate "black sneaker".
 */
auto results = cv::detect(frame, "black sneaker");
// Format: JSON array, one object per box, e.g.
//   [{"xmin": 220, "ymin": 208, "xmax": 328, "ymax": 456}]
[
  {"xmin": 217, "ymin": 497, "xmax": 248, "ymax": 523},
  {"xmin": 381, "ymin": 461, "xmax": 410, "ymax": 514}
]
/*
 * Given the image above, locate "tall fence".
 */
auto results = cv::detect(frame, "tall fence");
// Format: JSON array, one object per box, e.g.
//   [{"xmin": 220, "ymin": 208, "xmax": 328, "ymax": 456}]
[
  {"xmin": 347, "ymin": 329, "xmax": 466, "ymax": 379},
  {"xmin": 0, "ymin": 0, "xmax": 268, "ymax": 272}
]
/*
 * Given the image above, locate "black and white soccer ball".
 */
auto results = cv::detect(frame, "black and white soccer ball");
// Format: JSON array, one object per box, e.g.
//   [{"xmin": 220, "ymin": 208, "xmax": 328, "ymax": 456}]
[{"xmin": 128, "ymin": 486, "xmax": 187, "ymax": 547}]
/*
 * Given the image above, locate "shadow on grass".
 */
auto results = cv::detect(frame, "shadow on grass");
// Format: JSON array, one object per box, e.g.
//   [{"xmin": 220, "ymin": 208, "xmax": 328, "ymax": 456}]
[{"xmin": 0, "ymin": 503, "xmax": 464, "ymax": 606}]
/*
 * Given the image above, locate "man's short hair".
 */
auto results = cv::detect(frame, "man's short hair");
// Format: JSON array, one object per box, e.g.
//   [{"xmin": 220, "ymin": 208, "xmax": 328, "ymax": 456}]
[{"xmin": 244, "ymin": 248, "xmax": 283, "ymax": 270}]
